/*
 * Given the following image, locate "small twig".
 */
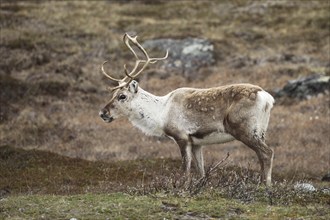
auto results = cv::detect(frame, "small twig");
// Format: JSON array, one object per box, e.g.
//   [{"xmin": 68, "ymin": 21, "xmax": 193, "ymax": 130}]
[
  {"xmin": 208, "ymin": 152, "xmax": 230, "ymax": 176},
  {"xmin": 141, "ymin": 168, "xmax": 146, "ymax": 188},
  {"xmin": 190, "ymin": 152, "xmax": 230, "ymax": 195}
]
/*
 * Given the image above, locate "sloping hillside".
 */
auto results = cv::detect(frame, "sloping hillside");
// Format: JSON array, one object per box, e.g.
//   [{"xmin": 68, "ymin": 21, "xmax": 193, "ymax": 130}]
[
  {"xmin": 1, "ymin": 0, "xmax": 329, "ymax": 181},
  {"xmin": 1, "ymin": 3, "xmax": 329, "ymax": 218}
]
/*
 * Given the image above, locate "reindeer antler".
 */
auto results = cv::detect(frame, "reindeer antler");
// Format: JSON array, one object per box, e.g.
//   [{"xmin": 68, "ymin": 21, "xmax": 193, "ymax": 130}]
[
  {"xmin": 101, "ymin": 61, "xmax": 122, "ymax": 82},
  {"xmin": 101, "ymin": 33, "xmax": 169, "ymax": 91}
]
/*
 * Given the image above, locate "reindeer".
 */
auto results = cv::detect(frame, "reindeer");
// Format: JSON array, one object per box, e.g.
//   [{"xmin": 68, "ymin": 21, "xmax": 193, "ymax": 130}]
[{"xmin": 99, "ymin": 34, "xmax": 275, "ymax": 186}]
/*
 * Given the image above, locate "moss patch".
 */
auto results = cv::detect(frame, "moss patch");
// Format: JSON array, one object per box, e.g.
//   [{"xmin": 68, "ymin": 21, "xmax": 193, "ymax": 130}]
[{"xmin": 1, "ymin": 193, "xmax": 329, "ymax": 219}]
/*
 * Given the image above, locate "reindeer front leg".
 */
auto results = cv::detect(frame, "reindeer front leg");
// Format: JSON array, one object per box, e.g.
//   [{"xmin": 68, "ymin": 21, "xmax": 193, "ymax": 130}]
[
  {"xmin": 192, "ymin": 145, "xmax": 205, "ymax": 177},
  {"xmin": 164, "ymin": 126, "xmax": 194, "ymax": 176},
  {"xmin": 176, "ymin": 138, "xmax": 193, "ymax": 175}
]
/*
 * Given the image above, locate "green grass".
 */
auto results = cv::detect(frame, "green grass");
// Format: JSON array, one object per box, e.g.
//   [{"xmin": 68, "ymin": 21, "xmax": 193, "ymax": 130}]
[
  {"xmin": 1, "ymin": 146, "xmax": 329, "ymax": 219},
  {"xmin": 1, "ymin": 192, "xmax": 329, "ymax": 219}
]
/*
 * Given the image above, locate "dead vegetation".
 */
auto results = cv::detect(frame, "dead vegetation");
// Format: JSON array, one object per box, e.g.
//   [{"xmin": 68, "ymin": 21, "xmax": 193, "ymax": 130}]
[
  {"xmin": 1, "ymin": 145, "xmax": 329, "ymax": 208},
  {"xmin": 0, "ymin": 0, "xmax": 329, "ymax": 201},
  {"xmin": 0, "ymin": 145, "xmax": 181, "ymax": 195}
]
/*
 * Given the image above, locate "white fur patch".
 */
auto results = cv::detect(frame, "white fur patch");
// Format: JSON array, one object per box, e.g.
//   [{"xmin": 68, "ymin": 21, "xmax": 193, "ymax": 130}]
[
  {"xmin": 129, "ymin": 89, "xmax": 169, "ymax": 137},
  {"xmin": 254, "ymin": 90, "xmax": 275, "ymax": 136},
  {"xmin": 257, "ymin": 90, "xmax": 275, "ymax": 109}
]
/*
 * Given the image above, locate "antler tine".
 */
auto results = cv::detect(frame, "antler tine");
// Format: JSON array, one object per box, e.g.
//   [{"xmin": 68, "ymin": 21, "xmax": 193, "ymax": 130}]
[
  {"xmin": 125, "ymin": 34, "xmax": 150, "ymax": 60},
  {"xmin": 123, "ymin": 33, "xmax": 169, "ymax": 79},
  {"xmin": 149, "ymin": 49, "xmax": 169, "ymax": 64},
  {"xmin": 128, "ymin": 49, "xmax": 169, "ymax": 78},
  {"xmin": 123, "ymin": 34, "xmax": 140, "ymax": 60},
  {"xmin": 106, "ymin": 63, "xmax": 134, "ymax": 92},
  {"xmin": 125, "ymin": 34, "xmax": 169, "ymax": 62},
  {"xmin": 107, "ymin": 77, "xmax": 131, "ymax": 92},
  {"xmin": 123, "ymin": 64, "xmax": 134, "ymax": 80},
  {"xmin": 108, "ymin": 83, "xmax": 126, "ymax": 92},
  {"xmin": 101, "ymin": 61, "xmax": 122, "ymax": 82}
]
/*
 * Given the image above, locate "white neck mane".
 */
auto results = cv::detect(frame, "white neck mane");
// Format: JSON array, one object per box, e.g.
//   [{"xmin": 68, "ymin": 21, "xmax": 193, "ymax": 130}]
[{"xmin": 129, "ymin": 88, "xmax": 169, "ymax": 137}]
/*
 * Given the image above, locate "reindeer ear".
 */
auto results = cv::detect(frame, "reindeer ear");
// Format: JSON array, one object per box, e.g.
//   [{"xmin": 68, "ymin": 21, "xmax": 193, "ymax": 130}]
[{"xmin": 128, "ymin": 80, "xmax": 139, "ymax": 93}]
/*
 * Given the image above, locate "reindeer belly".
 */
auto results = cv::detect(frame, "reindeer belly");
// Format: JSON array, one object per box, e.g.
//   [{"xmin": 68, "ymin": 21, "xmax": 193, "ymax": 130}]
[{"xmin": 191, "ymin": 131, "xmax": 235, "ymax": 145}]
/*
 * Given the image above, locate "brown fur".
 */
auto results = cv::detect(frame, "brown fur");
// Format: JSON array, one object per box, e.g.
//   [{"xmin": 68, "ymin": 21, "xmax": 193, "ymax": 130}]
[
  {"xmin": 165, "ymin": 84, "xmax": 262, "ymax": 137},
  {"xmin": 182, "ymin": 84, "xmax": 261, "ymax": 113}
]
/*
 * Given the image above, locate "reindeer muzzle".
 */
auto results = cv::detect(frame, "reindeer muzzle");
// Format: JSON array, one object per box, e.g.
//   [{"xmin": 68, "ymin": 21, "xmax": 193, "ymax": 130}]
[{"xmin": 99, "ymin": 109, "xmax": 113, "ymax": 123}]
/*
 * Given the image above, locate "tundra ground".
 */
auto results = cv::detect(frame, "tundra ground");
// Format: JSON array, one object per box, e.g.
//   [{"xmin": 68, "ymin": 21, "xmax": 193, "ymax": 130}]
[{"xmin": 0, "ymin": 1, "xmax": 329, "ymax": 219}]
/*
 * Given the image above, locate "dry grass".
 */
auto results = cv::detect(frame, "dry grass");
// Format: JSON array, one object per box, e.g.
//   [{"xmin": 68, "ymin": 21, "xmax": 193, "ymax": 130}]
[
  {"xmin": 0, "ymin": 0, "xmax": 329, "ymax": 188},
  {"xmin": 1, "ymin": 145, "xmax": 329, "ymax": 209},
  {"xmin": 0, "ymin": 145, "xmax": 182, "ymax": 195}
]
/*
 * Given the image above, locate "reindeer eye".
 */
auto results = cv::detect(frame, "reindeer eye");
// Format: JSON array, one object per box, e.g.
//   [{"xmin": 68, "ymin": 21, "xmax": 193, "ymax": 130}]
[{"xmin": 118, "ymin": 94, "xmax": 127, "ymax": 101}]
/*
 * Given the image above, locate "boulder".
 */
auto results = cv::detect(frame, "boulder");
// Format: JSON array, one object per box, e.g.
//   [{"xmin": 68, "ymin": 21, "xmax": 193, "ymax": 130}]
[
  {"xmin": 142, "ymin": 38, "xmax": 215, "ymax": 79},
  {"xmin": 321, "ymin": 188, "xmax": 330, "ymax": 194},
  {"xmin": 294, "ymin": 183, "xmax": 316, "ymax": 192},
  {"xmin": 275, "ymin": 74, "xmax": 330, "ymax": 99},
  {"xmin": 321, "ymin": 173, "xmax": 330, "ymax": 182}
]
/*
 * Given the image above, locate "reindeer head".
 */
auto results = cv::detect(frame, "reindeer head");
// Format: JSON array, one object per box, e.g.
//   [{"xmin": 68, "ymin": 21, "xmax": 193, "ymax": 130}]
[{"xmin": 99, "ymin": 33, "xmax": 168, "ymax": 123}]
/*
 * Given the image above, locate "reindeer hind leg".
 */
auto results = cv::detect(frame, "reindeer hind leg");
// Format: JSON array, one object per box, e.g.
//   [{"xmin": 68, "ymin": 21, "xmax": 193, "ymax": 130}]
[
  {"xmin": 225, "ymin": 116, "xmax": 274, "ymax": 186},
  {"xmin": 240, "ymin": 135, "xmax": 274, "ymax": 186}
]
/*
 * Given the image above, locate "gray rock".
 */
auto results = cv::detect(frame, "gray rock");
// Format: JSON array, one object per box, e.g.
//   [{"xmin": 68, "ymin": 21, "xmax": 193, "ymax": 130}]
[
  {"xmin": 294, "ymin": 183, "xmax": 316, "ymax": 192},
  {"xmin": 275, "ymin": 74, "xmax": 330, "ymax": 99},
  {"xmin": 321, "ymin": 188, "xmax": 330, "ymax": 194},
  {"xmin": 142, "ymin": 38, "xmax": 215, "ymax": 79},
  {"xmin": 321, "ymin": 173, "xmax": 330, "ymax": 182}
]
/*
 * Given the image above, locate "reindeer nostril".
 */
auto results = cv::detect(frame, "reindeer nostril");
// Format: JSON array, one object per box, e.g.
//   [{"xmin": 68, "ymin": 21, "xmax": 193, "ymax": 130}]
[
  {"xmin": 99, "ymin": 108, "xmax": 114, "ymax": 122},
  {"xmin": 99, "ymin": 109, "xmax": 108, "ymax": 117}
]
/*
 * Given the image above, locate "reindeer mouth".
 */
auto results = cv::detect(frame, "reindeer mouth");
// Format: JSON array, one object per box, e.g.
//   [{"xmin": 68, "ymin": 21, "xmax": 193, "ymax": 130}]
[
  {"xmin": 101, "ymin": 116, "xmax": 113, "ymax": 123},
  {"xmin": 99, "ymin": 110, "xmax": 114, "ymax": 123}
]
